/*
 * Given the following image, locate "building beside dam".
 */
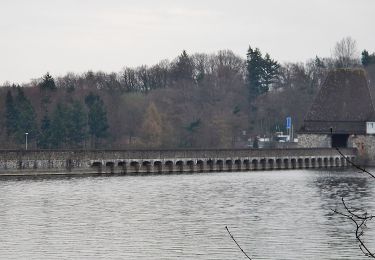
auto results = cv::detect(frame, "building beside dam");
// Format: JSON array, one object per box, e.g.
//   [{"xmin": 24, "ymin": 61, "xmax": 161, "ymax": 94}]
[
  {"xmin": 3, "ymin": 69, "xmax": 374, "ymax": 176},
  {"xmin": 298, "ymin": 69, "xmax": 375, "ymax": 164}
]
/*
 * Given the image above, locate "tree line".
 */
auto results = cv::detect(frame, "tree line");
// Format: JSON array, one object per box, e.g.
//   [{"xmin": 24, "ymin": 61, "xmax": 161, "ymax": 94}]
[
  {"xmin": 1, "ymin": 37, "xmax": 374, "ymax": 149},
  {"xmin": 4, "ymin": 78, "xmax": 109, "ymax": 149}
]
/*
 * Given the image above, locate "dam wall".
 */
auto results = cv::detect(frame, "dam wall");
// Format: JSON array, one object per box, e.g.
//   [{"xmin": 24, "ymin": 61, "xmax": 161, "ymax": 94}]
[{"xmin": 0, "ymin": 148, "xmax": 357, "ymax": 176}]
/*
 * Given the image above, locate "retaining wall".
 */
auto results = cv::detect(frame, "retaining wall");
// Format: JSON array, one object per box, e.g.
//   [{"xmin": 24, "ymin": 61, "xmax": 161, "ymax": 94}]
[{"xmin": 0, "ymin": 148, "xmax": 357, "ymax": 176}]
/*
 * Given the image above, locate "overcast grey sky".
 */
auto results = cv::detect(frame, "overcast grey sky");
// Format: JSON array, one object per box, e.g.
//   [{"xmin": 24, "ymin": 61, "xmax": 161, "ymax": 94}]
[{"xmin": 0, "ymin": 0, "xmax": 374, "ymax": 84}]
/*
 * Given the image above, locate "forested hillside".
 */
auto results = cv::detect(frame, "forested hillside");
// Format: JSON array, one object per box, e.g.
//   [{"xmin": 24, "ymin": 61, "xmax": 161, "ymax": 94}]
[{"xmin": 1, "ymin": 37, "xmax": 375, "ymax": 149}]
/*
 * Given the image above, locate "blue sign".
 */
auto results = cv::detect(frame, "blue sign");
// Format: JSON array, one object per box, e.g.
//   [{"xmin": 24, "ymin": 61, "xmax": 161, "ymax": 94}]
[{"xmin": 286, "ymin": 117, "xmax": 291, "ymax": 129}]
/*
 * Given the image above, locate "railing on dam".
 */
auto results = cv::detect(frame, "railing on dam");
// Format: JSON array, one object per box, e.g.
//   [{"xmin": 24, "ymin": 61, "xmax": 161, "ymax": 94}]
[{"xmin": 0, "ymin": 148, "xmax": 357, "ymax": 175}]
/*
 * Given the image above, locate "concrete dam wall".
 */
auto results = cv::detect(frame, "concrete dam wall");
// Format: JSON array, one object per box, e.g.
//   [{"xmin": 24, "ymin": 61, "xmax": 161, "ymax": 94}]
[{"xmin": 0, "ymin": 148, "xmax": 357, "ymax": 176}]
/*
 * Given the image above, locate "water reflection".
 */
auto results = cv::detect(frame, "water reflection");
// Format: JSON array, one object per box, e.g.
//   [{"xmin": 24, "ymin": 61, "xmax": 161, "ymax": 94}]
[
  {"xmin": 0, "ymin": 170, "xmax": 374, "ymax": 259},
  {"xmin": 313, "ymin": 169, "xmax": 371, "ymax": 200},
  {"xmin": 310, "ymin": 168, "xmax": 375, "ymax": 259}
]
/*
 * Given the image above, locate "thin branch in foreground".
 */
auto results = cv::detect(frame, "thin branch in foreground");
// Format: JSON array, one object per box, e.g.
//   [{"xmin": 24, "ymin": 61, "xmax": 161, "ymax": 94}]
[
  {"xmin": 333, "ymin": 145, "xmax": 375, "ymax": 258},
  {"xmin": 335, "ymin": 147, "xmax": 375, "ymax": 179},
  {"xmin": 225, "ymin": 226, "xmax": 252, "ymax": 260},
  {"xmin": 332, "ymin": 198, "xmax": 375, "ymax": 258}
]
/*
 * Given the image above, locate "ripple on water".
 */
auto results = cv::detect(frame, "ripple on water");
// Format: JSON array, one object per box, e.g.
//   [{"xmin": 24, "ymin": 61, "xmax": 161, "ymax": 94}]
[{"xmin": 0, "ymin": 169, "xmax": 374, "ymax": 259}]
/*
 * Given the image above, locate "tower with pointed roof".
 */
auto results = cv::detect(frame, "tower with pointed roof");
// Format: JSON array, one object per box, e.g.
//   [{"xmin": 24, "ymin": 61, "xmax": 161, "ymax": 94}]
[{"xmin": 299, "ymin": 69, "xmax": 375, "ymax": 162}]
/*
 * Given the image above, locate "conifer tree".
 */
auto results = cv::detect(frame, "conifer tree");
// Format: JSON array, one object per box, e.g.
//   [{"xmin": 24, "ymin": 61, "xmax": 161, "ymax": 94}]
[
  {"xmin": 66, "ymin": 101, "xmax": 87, "ymax": 147},
  {"xmin": 39, "ymin": 72, "xmax": 56, "ymax": 115},
  {"xmin": 38, "ymin": 114, "xmax": 51, "ymax": 149},
  {"xmin": 39, "ymin": 72, "xmax": 57, "ymax": 91},
  {"xmin": 14, "ymin": 88, "xmax": 38, "ymax": 144},
  {"xmin": 362, "ymin": 50, "xmax": 375, "ymax": 67},
  {"xmin": 85, "ymin": 93, "xmax": 109, "ymax": 147},
  {"xmin": 246, "ymin": 46, "xmax": 280, "ymax": 102},
  {"xmin": 246, "ymin": 47, "xmax": 264, "ymax": 101},
  {"xmin": 262, "ymin": 53, "xmax": 280, "ymax": 90},
  {"xmin": 50, "ymin": 103, "xmax": 68, "ymax": 148},
  {"xmin": 172, "ymin": 50, "xmax": 194, "ymax": 82},
  {"xmin": 5, "ymin": 90, "xmax": 17, "ymax": 136}
]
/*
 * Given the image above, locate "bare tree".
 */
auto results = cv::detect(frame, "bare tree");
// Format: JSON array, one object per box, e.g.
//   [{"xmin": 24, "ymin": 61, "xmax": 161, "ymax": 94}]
[{"xmin": 332, "ymin": 36, "xmax": 360, "ymax": 68}]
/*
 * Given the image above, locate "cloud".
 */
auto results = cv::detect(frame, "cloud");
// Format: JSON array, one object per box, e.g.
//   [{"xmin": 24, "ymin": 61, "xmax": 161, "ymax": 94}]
[{"xmin": 0, "ymin": 0, "xmax": 374, "ymax": 83}]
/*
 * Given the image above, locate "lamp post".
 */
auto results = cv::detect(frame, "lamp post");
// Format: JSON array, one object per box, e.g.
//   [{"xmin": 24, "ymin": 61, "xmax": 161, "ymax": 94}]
[{"xmin": 25, "ymin": 132, "xmax": 28, "ymax": 150}]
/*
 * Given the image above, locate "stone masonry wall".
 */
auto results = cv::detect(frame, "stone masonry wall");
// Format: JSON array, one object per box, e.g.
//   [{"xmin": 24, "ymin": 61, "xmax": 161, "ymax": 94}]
[
  {"xmin": 298, "ymin": 134, "xmax": 331, "ymax": 148},
  {"xmin": 0, "ymin": 148, "xmax": 358, "ymax": 175},
  {"xmin": 349, "ymin": 135, "xmax": 375, "ymax": 166},
  {"xmin": 298, "ymin": 133, "xmax": 375, "ymax": 166}
]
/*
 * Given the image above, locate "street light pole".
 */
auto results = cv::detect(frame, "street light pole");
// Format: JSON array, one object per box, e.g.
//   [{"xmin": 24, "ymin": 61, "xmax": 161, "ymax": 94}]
[{"xmin": 25, "ymin": 132, "xmax": 28, "ymax": 150}]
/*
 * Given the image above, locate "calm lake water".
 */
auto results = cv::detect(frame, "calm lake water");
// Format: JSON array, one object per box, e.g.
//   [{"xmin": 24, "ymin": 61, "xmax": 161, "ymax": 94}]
[{"xmin": 0, "ymin": 169, "xmax": 375, "ymax": 259}]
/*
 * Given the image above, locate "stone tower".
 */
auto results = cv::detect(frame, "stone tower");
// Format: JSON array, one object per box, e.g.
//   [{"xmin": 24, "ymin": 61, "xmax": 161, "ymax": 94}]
[{"xmin": 299, "ymin": 69, "xmax": 375, "ymax": 163}]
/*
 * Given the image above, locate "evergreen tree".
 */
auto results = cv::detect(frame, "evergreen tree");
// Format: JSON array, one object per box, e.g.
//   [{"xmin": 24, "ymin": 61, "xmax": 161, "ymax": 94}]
[
  {"xmin": 183, "ymin": 119, "xmax": 201, "ymax": 147},
  {"xmin": 362, "ymin": 50, "xmax": 370, "ymax": 66},
  {"xmin": 43, "ymin": 101, "xmax": 87, "ymax": 149},
  {"xmin": 314, "ymin": 56, "xmax": 326, "ymax": 68},
  {"xmin": 85, "ymin": 93, "xmax": 109, "ymax": 146},
  {"xmin": 246, "ymin": 47, "xmax": 265, "ymax": 101},
  {"xmin": 88, "ymin": 101, "xmax": 109, "ymax": 139},
  {"xmin": 50, "ymin": 103, "xmax": 68, "ymax": 148},
  {"xmin": 39, "ymin": 72, "xmax": 57, "ymax": 91},
  {"xmin": 66, "ymin": 101, "xmax": 87, "ymax": 147},
  {"xmin": 14, "ymin": 88, "xmax": 38, "ymax": 144},
  {"xmin": 84, "ymin": 92, "xmax": 100, "ymax": 107},
  {"xmin": 362, "ymin": 50, "xmax": 375, "ymax": 67},
  {"xmin": 38, "ymin": 114, "xmax": 51, "ymax": 149},
  {"xmin": 246, "ymin": 46, "xmax": 280, "ymax": 102},
  {"xmin": 172, "ymin": 50, "xmax": 194, "ymax": 82},
  {"xmin": 262, "ymin": 53, "xmax": 280, "ymax": 90},
  {"xmin": 5, "ymin": 90, "xmax": 17, "ymax": 136},
  {"xmin": 39, "ymin": 72, "xmax": 56, "ymax": 114}
]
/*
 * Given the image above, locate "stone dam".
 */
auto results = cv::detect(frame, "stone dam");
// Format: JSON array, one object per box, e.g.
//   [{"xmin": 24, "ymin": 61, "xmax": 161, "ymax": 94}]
[{"xmin": 0, "ymin": 148, "xmax": 357, "ymax": 176}]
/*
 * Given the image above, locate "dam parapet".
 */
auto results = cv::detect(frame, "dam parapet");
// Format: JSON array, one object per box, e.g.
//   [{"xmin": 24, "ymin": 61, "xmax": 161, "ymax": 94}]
[{"xmin": 0, "ymin": 148, "xmax": 357, "ymax": 176}]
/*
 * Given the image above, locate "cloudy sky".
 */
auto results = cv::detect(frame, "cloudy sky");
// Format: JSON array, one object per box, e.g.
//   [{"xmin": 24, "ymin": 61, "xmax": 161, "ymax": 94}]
[{"xmin": 0, "ymin": 0, "xmax": 374, "ymax": 84}]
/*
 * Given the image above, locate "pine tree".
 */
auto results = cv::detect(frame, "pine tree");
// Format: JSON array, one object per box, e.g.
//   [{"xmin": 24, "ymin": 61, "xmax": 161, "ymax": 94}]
[
  {"xmin": 183, "ymin": 119, "xmax": 201, "ymax": 147},
  {"xmin": 39, "ymin": 72, "xmax": 56, "ymax": 114},
  {"xmin": 246, "ymin": 46, "xmax": 280, "ymax": 102},
  {"xmin": 85, "ymin": 93, "xmax": 109, "ymax": 147},
  {"xmin": 66, "ymin": 101, "xmax": 87, "ymax": 147},
  {"xmin": 5, "ymin": 90, "xmax": 17, "ymax": 136},
  {"xmin": 362, "ymin": 50, "xmax": 375, "ymax": 67},
  {"xmin": 50, "ymin": 103, "xmax": 68, "ymax": 148},
  {"xmin": 88, "ymin": 101, "xmax": 108, "ymax": 139},
  {"xmin": 262, "ymin": 53, "xmax": 280, "ymax": 91},
  {"xmin": 43, "ymin": 101, "xmax": 88, "ymax": 149},
  {"xmin": 172, "ymin": 50, "xmax": 194, "ymax": 82},
  {"xmin": 14, "ymin": 88, "xmax": 38, "ymax": 144},
  {"xmin": 84, "ymin": 92, "xmax": 100, "ymax": 107},
  {"xmin": 39, "ymin": 72, "xmax": 57, "ymax": 91},
  {"xmin": 38, "ymin": 114, "xmax": 51, "ymax": 149},
  {"xmin": 246, "ymin": 46, "xmax": 264, "ymax": 101}
]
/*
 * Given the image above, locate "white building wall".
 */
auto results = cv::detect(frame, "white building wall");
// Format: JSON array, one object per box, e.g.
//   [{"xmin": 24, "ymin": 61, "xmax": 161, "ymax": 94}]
[{"xmin": 366, "ymin": 122, "xmax": 375, "ymax": 134}]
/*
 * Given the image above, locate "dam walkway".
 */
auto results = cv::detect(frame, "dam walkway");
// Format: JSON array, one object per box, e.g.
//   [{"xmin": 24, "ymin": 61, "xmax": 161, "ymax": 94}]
[{"xmin": 0, "ymin": 148, "xmax": 357, "ymax": 176}]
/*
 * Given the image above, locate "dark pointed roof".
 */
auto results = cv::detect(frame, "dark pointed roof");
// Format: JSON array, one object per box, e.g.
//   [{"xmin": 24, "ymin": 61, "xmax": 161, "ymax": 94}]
[{"xmin": 301, "ymin": 69, "xmax": 375, "ymax": 134}]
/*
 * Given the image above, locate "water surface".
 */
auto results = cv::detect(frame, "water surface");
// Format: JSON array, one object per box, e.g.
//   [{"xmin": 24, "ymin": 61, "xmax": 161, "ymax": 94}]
[{"xmin": 0, "ymin": 169, "xmax": 374, "ymax": 259}]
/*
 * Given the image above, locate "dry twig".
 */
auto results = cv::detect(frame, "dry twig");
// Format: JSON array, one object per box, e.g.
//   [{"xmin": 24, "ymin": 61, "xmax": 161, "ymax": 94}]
[
  {"xmin": 332, "ymin": 198, "xmax": 375, "ymax": 258},
  {"xmin": 225, "ymin": 226, "xmax": 252, "ymax": 259},
  {"xmin": 333, "ymin": 146, "xmax": 375, "ymax": 258}
]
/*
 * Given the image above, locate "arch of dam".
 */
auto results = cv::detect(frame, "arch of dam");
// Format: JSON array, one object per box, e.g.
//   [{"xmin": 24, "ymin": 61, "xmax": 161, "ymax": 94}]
[{"xmin": 0, "ymin": 148, "xmax": 357, "ymax": 176}]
